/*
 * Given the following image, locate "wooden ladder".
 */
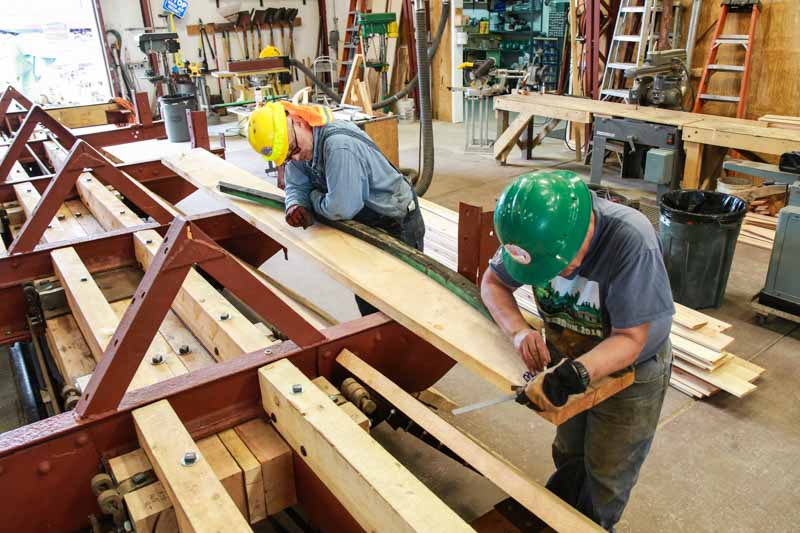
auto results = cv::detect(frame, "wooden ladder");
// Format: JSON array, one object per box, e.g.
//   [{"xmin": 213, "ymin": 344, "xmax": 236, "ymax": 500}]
[
  {"xmin": 337, "ymin": 0, "xmax": 370, "ymax": 93},
  {"xmin": 692, "ymin": 0, "xmax": 761, "ymax": 118}
]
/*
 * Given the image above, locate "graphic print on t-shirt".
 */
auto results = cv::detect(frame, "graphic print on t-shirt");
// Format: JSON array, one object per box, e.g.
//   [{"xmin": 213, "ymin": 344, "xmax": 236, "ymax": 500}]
[{"xmin": 533, "ymin": 275, "xmax": 604, "ymax": 338}]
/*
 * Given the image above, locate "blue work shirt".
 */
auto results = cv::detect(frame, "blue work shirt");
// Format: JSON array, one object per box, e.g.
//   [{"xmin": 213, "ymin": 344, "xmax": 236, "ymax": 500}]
[{"xmin": 284, "ymin": 120, "xmax": 415, "ymax": 220}]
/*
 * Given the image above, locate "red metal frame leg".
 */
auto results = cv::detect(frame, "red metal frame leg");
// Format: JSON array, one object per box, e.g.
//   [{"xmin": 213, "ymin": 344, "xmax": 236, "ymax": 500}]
[
  {"xmin": 0, "ymin": 106, "xmax": 78, "ymax": 180},
  {"xmin": 134, "ymin": 92, "xmax": 153, "ymax": 126},
  {"xmin": 0, "ymin": 86, "xmax": 33, "ymax": 129},
  {"xmin": 187, "ymin": 110, "xmax": 211, "ymax": 150}
]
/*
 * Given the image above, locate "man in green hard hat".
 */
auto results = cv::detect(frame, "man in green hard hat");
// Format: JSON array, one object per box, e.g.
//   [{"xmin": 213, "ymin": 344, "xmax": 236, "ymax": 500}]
[{"xmin": 481, "ymin": 170, "xmax": 674, "ymax": 530}]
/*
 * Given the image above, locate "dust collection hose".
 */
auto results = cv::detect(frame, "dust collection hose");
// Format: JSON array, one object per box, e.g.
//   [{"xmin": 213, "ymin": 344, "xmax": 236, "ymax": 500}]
[{"xmin": 288, "ymin": 0, "xmax": 449, "ymax": 196}]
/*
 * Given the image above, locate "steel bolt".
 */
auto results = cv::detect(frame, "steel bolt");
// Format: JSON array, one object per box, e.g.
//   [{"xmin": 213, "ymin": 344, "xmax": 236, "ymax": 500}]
[
  {"xmin": 181, "ymin": 451, "xmax": 198, "ymax": 466},
  {"xmin": 37, "ymin": 461, "xmax": 51, "ymax": 475},
  {"xmin": 57, "ymin": 214, "xmax": 65, "ymax": 221},
  {"xmin": 179, "ymin": 344, "xmax": 190, "ymax": 355},
  {"xmin": 219, "ymin": 312, "xmax": 230, "ymax": 321},
  {"xmin": 119, "ymin": 210, "xmax": 125, "ymax": 215},
  {"xmin": 47, "ymin": 224, "xmax": 52, "ymax": 229},
  {"xmin": 86, "ymin": 177, "xmax": 92, "ymax": 182},
  {"xmin": 75, "ymin": 212, "xmax": 82, "ymax": 218},
  {"xmin": 151, "ymin": 354, "xmax": 164, "ymax": 365},
  {"xmin": 132, "ymin": 472, "xmax": 148, "ymax": 485},
  {"xmin": 292, "ymin": 384, "xmax": 303, "ymax": 394},
  {"xmin": 80, "ymin": 276, "xmax": 87, "ymax": 282}
]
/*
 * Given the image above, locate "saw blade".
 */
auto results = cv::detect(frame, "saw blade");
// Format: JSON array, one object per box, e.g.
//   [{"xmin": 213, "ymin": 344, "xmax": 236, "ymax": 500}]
[{"xmin": 451, "ymin": 392, "xmax": 518, "ymax": 416}]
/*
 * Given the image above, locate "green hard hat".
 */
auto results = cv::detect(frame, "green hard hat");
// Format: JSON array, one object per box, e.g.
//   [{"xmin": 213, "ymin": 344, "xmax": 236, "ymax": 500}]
[{"xmin": 494, "ymin": 170, "xmax": 592, "ymax": 286}]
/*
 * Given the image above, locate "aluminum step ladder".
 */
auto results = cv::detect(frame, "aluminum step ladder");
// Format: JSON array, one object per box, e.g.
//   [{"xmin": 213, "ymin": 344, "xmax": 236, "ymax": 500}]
[
  {"xmin": 599, "ymin": 0, "xmax": 680, "ymax": 101},
  {"xmin": 692, "ymin": 0, "xmax": 761, "ymax": 118}
]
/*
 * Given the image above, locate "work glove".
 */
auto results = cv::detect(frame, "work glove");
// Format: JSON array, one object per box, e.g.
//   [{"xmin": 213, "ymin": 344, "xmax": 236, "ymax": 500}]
[
  {"xmin": 285, "ymin": 205, "xmax": 313, "ymax": 228},
  {"xmin": 516, "ymin": 359, "xmax": 588, "ymax": 412},
  {"xmin": 512, "ymin": 328, "xmax": 550, "ymax": 373}
]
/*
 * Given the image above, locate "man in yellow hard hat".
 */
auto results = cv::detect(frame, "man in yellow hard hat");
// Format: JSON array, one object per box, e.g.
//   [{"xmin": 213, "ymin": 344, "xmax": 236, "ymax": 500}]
[{"xmin": 248, "ymin": 100, "xmax": 424, "ymax": 314}]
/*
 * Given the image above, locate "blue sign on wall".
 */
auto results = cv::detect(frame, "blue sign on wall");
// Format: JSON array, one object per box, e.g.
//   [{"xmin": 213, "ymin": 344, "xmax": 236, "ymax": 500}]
[{"xmin": 163, "ymin": 0, "xmax": 189, "ymax": 18}]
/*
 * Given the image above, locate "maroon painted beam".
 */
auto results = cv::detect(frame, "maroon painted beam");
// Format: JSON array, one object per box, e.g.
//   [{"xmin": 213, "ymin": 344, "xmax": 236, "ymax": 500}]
[
  {"xmin": 0, "ymin": 210, "xmax": 274, "ymax": 344},
  {"xmin": 0, "ymin": 312, "xmax": 453, "ymax": 532},
  {"xmin": 8, "ymin": 140, "xmax": 175, "ymax": 254},
  {"xmin": 76, "ymin": 216, "xmax": 325, "ymax": 418},
  {"xmin": 457, "ymin": 203, "xmax": 500, "ymax": 286},
  {"xmin": 0, "ymin": 86, "xmax": 34, "ymax": 133}
]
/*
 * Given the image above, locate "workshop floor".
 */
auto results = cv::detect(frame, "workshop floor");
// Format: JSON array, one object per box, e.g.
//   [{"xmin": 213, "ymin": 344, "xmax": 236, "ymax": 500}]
[{"xmin": 210, "ymin": 117, "xmax": 800, "ymax": 533}]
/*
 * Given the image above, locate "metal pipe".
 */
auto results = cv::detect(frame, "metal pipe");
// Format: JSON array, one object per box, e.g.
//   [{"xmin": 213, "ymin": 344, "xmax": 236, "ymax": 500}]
[
  {"xmin": 685, "ymin": 0, "xmax": 704, "ymax": 73},
  {"xmin": 412, "ymin": 0, "xmax": 435, "ymax": 196},
  {"xmin": 9, "ymin": 343, "xmax": 43, "ymax": 424}
]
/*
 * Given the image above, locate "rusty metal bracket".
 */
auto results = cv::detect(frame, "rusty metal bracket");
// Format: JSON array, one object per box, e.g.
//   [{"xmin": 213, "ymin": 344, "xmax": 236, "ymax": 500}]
[
  {"xmin": 457, "ymin": 203, "xmax": 499, "ymax": 286},
  {"xmin": 75, "ymin": 216, "xmax": 326, "ymax": 419},
  {"xmin": 0, "ymin": 105, "xmax": 79, "ymax": 180},
  {"xmin": 0, "ymin": 86, "xmax": 34, "ymax": 133},
  {"xmin": 7, "ymin": 140, "xmax": 176, "ymax": 254}
]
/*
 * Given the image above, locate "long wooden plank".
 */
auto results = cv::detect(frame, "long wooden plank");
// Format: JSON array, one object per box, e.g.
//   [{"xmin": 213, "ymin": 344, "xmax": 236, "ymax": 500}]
[
  {"xmin": 76, "ymin": 173, "xmax": 145, "ymax": 230},
  {"xmin": 196, "ymin": 434, "xmax": 248, "ymax": 519},
  {"xmin": 336, "ymin": 350, "xmax": 602, "ymax": 533},
  {"xmin": 672, "ymin": 359, "xmax": 756, "ymax": 398},
  {"xmin": 13, "ymin": 183, "xmax": 81, "ymax": 243},
  {"xmin": 44, "ymin": 313, "xmax": 95, "ymax": 383},
  {"xmin": 670, "ymin": 323, "xmax": 734, "ymax": 353},
  {"xmin": 134, "ymin": 230, "xmax": 273, "ymax": 361},
  {"xmin": 157, "ymin": 309, "xmax": 216, "ymax": 372},
  {"xmin": 64, "ymin": 199, "xmax": 105, "ymax": 235},
  {"xmin": 493, "ymin": 112, "xmax": 534, "ymax": 161},
  {"xmin": 165, "ymin": 149, "xmax": 527, "ymax": 393},
  {"xmin": 258, "ymin": 359, "xmax": 475, "ymax": 533},
  {"xmin": 133, "ymin": 400, "xmax": 252, "ymax": 533}
]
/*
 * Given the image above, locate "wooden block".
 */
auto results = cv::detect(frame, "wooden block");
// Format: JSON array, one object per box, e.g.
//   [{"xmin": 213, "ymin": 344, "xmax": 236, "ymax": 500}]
[
  {"xmin": 259, "ymin": 359, "xmax": 475, "ymax": 532},
  {"xmin": 334, "ymin": 351, "xmax": 601, "ymax": 532},
  {"xmin": 415, "ymin": 387, "xmax": 459, "ymax": 414},
  {"xmin": 133, "ymin": 400, "xmax": 251, "ymax": 532},
  {"xmin": 157, "ymin": 309, "xmax": 216, "ymax": 372},
  {"xmin": 234, "ymin": 418, "xmax": 296, "ymax": 516},
  {"xmin": 340, "ymin": 401, "xmax": 370, "ymax": 431},
  {"xmin": 13, "ymin": 183, "xmax": 74, "ymax": 243},
  {"xmin": 64, "ymin": 199, "xmax": 105, "ymax": 235},
  {"xmin": 219, "ymin": 429, "xmax": 268, "ymax": 524},
  {"xmin": 196, "ymin": 435, "xmax": 248, "ymax": 520},
  {"xmin": 44, "ymin": 313, "xmax": 95, "ymax": 383},
  {"xmin": 109, "ymin": 448, "xmax": 153, "ymax": 484},
  {"xmin": 76, "ymin": 173, "xmax": 145, "ymax": 230},
  {"xmin": 124, "ymin": 481, "xmax": 176, "ymax": 533}
]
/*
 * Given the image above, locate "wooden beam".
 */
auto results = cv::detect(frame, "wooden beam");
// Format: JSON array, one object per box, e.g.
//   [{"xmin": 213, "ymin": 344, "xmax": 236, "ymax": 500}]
[
  {"xmin": 13, "ymin": 183, "xmax": 83, "ymax": 243},
  {"xmin": 75, "ymin": 173, "xmax": 145, "ymax": 230},
  {"xmin": 233, "ymin": 418, "xmax": 296, "ymax": 516},
  {"xmin": 258, "ymin": 358, "xmax": 474, "ymax": 532},
  {"xmin": 164, "ymin": 149, "xmax": 528, "ymax": 394},
  {"xmin": 133, "ymin": 229, "xmax": 275, "ymax": 361},
  {"xmin": 493, "ymin": 112, "xmax": 534, "ymax": 163},
  {"xmin": 133, "ymin": 399, "xmax": 252, "ymax": 533},
  {"xmin": 218, "ymin": 428, "xmax": 268, "ymax": 524},
  {"xmin": 336, "ymin": 350, "xmax": 603, "ymax": 533}
]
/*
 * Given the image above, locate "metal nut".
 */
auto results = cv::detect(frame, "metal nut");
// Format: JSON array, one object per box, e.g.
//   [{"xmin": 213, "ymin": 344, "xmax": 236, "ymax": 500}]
[
  {"xmin": 219, "ymin": 312, "xmax": 230, "ymax": 321},
  {"xmin": 181, "ymin": 451, "xmax": 198, "ymax": 466},
  {"xmin": 291, "ymin": 384, "xmax": 303, "ymax": 394},
  {"xmin": 119, "ymin": 210, "xmax": 125, "ymax": 215},
  {"xmin": 264, "ymin": 349, "xmax": 272, "ymax": 355},
  {"xmin": 178, "ymin": 344, "xmax": 190, "ymax": 355},
  {"xmin": 57, "ymin": 214, "xmax": 65, "ymax": 221},
  {"xmin": 75, "ymin": 212, "xmax": 82, "ymax": 218},
  {"xmin": 79, "ymin": 277, "xmax": 88, "ymax": 282},
  {"xmin": 145, "ymin": 239, "xmax": 153, "ymax": 244},
  {"xmin": 150, "ymin": 354, "xmax": 164, "ymax": 365}
]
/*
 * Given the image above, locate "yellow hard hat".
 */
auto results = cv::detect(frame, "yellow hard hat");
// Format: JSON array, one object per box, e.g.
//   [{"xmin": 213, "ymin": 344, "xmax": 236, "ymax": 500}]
[
  {"xmin": 259, "ymin": 45, "xmax": 282, "ymax": 58},
  {"xmin": 247, "ymin": 102, "xmax": 289, "ymax": 165}
]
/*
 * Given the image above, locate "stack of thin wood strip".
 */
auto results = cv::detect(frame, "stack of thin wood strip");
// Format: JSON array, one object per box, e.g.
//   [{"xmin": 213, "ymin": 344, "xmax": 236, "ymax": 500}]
[
  {"xmin": 738, "ymin": 213, "xmax": 777, "ymax": 250},
  {"xmin": 418, "ymin": 200, "xmax": 764, "ymax": 400}
]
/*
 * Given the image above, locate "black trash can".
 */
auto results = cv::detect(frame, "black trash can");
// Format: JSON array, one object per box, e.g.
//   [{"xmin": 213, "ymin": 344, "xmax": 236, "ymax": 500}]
[
  {"xmin": 660, "ymin": 190, "xmax": 748, "ymax": 309},
  {"xmin": 159, "ymin": 94, "xmax": 196, "ymax": 142}
]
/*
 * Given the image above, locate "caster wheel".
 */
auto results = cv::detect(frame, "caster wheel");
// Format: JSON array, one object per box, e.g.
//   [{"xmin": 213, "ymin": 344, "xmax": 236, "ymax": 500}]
[{"xmin": 91, "ymin": 472, "xmax": 114, "ymax": 496}]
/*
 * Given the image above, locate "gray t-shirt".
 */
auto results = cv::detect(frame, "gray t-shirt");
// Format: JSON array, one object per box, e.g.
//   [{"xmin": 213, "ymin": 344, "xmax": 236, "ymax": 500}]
[{"xmin": 490, "ymin": 192, "xmax": 674, "ymax": 363}]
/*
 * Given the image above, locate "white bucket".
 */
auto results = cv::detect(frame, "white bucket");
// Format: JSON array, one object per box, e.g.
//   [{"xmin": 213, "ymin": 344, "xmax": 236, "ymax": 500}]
[
  {"xmin": 397, "ymin": 97, "xmax": 415, "ymax": 123},
  {"xmin": 717, "ymin": 176, "xmax": 752, "ymax": 195}
]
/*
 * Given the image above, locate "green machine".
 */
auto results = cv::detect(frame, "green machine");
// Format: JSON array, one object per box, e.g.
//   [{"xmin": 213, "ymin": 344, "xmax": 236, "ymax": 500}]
[{"xmin": 355, "ymin": 12, "xmax": 398, "ymax": 99}]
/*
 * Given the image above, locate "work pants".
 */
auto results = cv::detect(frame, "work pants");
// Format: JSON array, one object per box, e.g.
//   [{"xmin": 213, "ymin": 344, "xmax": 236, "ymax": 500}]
[{"xmin": 547, "ymin": 339, "xmax": 672, "ymax": 531}]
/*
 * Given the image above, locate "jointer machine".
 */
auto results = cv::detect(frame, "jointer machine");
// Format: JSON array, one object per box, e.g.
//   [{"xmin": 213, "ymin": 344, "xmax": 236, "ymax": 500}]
[{"xmin": 0, "ymin": 89, "xmax": 633, "ymax": 533}]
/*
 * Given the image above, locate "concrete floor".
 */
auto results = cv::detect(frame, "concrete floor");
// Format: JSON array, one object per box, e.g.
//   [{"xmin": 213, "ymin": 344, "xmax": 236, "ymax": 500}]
[
  {"xmin": 217, "ymin": 118, "xmax": 800, "ymax": 532},
  {"xmin": 2, "ymin": 117, "xmax": 795, "ymax": 530}
]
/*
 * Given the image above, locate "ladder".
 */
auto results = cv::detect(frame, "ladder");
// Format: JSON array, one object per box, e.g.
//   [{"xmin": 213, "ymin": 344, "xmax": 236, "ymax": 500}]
[
  {"xmin": 692, "ymin": 0, "xmax": 761, "ymax": 118},
  {"xmin": 599, "ymin": 0, "xmax": 676, "ymax": 101},
  {"xmin": 337, "ymin": 0, "xmax": 370, "ymax": 93}
]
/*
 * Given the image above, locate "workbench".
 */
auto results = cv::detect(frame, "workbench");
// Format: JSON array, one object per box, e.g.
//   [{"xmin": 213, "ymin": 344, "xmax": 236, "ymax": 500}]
[{"xmin": 493, "ymin": 93, "xmax": 800, "ymax": 189}]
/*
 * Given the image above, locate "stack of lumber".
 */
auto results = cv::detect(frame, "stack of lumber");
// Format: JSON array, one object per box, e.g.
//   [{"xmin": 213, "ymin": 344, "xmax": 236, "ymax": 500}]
[
  {"xmin": 738, "ymin": 213, "xmax": 777, "ymax": 250},
  {"xmin": 418, "ymin": 200, "xmax": 764, "ymax": 400}
]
